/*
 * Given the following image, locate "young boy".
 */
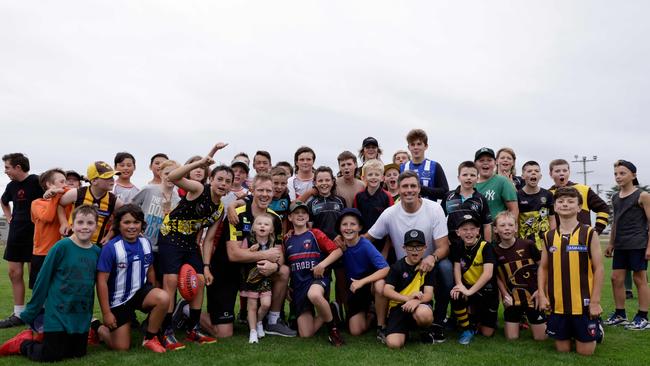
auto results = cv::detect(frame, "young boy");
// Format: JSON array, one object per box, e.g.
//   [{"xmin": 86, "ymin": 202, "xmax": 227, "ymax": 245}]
[
  {"xmin": 65, "ymin": 170, "xmax": 83, "ymax": 189},
  {"xmin": 0, "ymin": 205, "xmax": 100, "ymax": 361},
  {"xmin": 113, "ymin": 152, "xmax": 139, "ymax": 203},
  {"xmin": 221, "ymin": 157, "xmax": 250, "ymax": 209},
  {"xmin": 353, "ymin": 159, "xmax": 394, "ymax": 255},
  {"xmin": 289, "ymin": 146, "xmax": 316, "ymax": 201},
  {"xmin": 518, "ymin": 161, "xmax": 555, "ymax": 249},
  {"xmin": 253, "ymin": 150, "xmax": 272, "ymax": 175},
  {"xmin": 548, "ymin": 159, "xmax": 609, "ymax": 234},
  {"xmin": 0, "ymin": 153, "xmax": 44, "ymax": 328},
  {"xmin": 59, "ymin": 161, "xmax": 124, "ymax": 245},
  {"xmin": 269, "ymin": 167, "xmax": 291, "ymax": 229},
  {"xmin": 335, "ymin": 151, "xmax": 366, "ymax": 208},
  {"xmin": 382, "ymin": 229, "xmax": 435, "ymax": 349},
  {"xmin": 148, "ymin": 153, "xmax": 169, "ymax": 185},
  {"xmin": 383, "ymin": 163, "xmax": 400, "ymax": 200},
  {"xmin": 604, "ymin": 160, "xmax": 650, "ymax": 330},
  {"xmin": 30, "ymin": 169, "xmax": 71, "ymax": 289},
  {"xmin": 96, "ymin": 204, "xmax": 170, "ymax": 353},
  {"xmin": 474, "ymin": 147, "xmax": 518, "ymax": 219},
  {"xmin": 450, "ymin": 214, "xmax": 498, "ymax": 345},
  {"xmin": 442, "ymin": 161, "xmax": 492, "ymax": 247},
  {"xmin": 337, "ymin": 208, "xmax": 389, "ymax": 337},
  {"xmin": 537, "ymin": 187, "xmax": 604, "ymax": 356},
  {"xmin": 284, "ymin": 202, "xmax": 344, "ymax": 345},
  {"xmin": 400, "ymin": 129, "xmax": 449, "ymax": 201}
]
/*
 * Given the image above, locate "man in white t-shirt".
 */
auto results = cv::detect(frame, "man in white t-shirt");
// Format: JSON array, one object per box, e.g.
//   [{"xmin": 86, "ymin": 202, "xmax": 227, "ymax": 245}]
[{"xmin": 367, "ymin": 170, "xmax": 452, "ymax": 343}]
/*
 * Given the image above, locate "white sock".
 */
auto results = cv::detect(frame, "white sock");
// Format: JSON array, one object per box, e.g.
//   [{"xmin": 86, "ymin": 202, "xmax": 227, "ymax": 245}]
[
  {"xmin": 267, "ymin": 312, "xmax": 280, "ymax": 325},
  {"xmin": 257, "ymin": 321, "xmax": 265, "ymax": 337},
  {"xmin": 14, "ymin": 305, "xmax": 25, "ymax": 317}
]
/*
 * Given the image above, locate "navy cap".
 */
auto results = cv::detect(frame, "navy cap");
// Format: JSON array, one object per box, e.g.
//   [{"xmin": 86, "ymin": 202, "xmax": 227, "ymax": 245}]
[
  {"xmin": 403, "ymin": 229, "xmax": 426, "ymax": 246},
  {"xmin": 362, "ymin": 137, "xmax": 379, "ymax": 148},
  {"xmin": 616, "ymin": 160, "xmax": 639, "ymax": 186},
  {"xmin": 335, "ymin": 208, "xmax": 365, "ymax": 234}
]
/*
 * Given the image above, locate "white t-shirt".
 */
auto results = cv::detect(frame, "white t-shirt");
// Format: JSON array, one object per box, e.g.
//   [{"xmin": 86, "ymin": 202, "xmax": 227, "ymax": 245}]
[
  {"xmin": 287, "ymin": 176, "xmax": 314, "ymax": 201},
  {"xmin": 368, "ymin": 198, "xmax": 448, "ymax": 260}
]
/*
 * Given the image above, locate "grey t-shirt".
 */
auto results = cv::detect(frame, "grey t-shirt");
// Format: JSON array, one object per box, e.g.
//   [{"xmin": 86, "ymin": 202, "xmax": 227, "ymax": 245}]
[{"xmin": 132, "ymin": 184, "xmax": 180, "ymax": 251}]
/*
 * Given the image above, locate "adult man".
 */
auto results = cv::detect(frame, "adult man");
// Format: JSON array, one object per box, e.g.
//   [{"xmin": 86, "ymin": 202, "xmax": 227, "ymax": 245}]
[
  {"xmin": 202, "ymin": 173, "xmax": 296, "ymax": 338},
  {"xmin": 1, "ymin": 153, "xmax": 44, "ymax": 328},
  {"xmin": 366, "ymin": 171, "xmax": 452, "ymax": 342}
]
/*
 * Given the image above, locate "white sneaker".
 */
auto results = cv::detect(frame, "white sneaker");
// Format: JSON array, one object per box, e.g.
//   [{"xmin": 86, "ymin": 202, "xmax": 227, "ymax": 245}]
[
  {"xmin": 249, "ymin": 329, "xmax": 258, "ymax": 344},
  {"xmin": 256, "ymin": 321, "xmax": 265, "ymax": 338}
]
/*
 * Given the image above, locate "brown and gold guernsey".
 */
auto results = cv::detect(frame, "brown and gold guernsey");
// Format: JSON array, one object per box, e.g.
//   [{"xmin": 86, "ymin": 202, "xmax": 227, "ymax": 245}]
[
  {"xmin": 494, "ymin": 238, "xmax": 540, "ymax": 307},
  {"xmin": 544, "ymin": 224, "xmax": 594, "ymax": 315},
  {"xmin": 70, "ymin": 186, "xmax": 117, "ymax": 244}
]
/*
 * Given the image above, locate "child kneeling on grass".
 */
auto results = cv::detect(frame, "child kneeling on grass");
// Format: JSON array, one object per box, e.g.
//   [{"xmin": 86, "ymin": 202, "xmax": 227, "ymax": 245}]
[
  {"xmin": 95, "ymin": 204, "xmax": 170, "ymax": 353},
  {"xmin": 450, "ymin": 214, "xmax": 498, "ymax": 345},
  {"xmin": 337, "ymin": 208, "xmax": 390, "ymax": 337},
  {"xmin": 240, "ymin": 213, "xmax": 283, "ymax": 344},
  {"xmin": 0, "ymin": 205, "xmax": 100, "ymax": 362},
  {"xmin": 382, "ymin": 229, "xmax": 435, "ymax": 349},
  {"xmin": 537, "ymin": 187, "xmax": 604, "ymax": 356},
  {"xmin": 493, "ymin": 211, "xmax": 546, "ymax": 340},
  {"xmin": 284, "ymin": 202, "xmax": 344, "ymax": 346}
]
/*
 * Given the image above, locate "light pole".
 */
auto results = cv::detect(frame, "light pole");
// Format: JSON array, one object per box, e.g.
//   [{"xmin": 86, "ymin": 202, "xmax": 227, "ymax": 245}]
[{"xmin": 572, "ymin": 155, "xmax": 597, "ymax": 185}]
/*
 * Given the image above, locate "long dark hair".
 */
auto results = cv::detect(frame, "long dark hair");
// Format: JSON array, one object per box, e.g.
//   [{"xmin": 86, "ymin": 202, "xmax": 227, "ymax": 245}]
[{"xmin": 111, "ymin": 204, "xmax": 147, "ymax": 237}]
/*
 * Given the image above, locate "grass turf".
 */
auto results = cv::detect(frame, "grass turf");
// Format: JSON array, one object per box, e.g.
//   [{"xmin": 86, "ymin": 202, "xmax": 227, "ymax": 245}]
[{"xmin": 0, "ymin": 239, "xmax": 648, "ymax": 366}]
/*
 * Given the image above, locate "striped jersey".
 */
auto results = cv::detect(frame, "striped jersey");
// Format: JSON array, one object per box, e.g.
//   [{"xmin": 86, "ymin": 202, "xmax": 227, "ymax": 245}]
[
  {"xmin": 543, "ymin": 224, "xmax": 595, "ymax": 315},
  {"xmin": 284, "ymin": 229, "xmax": 337, "ymax": 289},
  {"xmin": 97, "ymin": 235, "xmax": 153, "ymax": 308},
  {"xmin": 494, "ymin": 238, "xmax": 541, "ymax": 307},
  {"xmin": 71, "ymin": 186, "xmax": 117, "ymax": 244}
]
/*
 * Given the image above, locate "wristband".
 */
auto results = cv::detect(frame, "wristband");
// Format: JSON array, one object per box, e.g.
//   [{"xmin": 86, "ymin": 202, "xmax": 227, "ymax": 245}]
[{"xmin": 203, "ymin": 263, "xmax": 211, "ymax": 269}]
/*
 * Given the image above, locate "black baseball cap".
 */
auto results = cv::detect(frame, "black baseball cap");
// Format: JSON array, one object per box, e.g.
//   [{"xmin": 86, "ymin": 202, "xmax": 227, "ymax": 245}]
[
  {"xmin": 65, "ymin": 170, "xmax": 82, "ymax": 181},
  {"xmin": 362, "ymin": 137, "xmax": 379, "ymax": 148},
  {"xmin": 289, "ymin": 201, "xmax": 309, "ymax": 214},
  {"xmin": 335, "ymin": 208, "xmax": 365, "ymax": 234},
  {"xmin": 457, "ymin": 213, "xmax": 481, "ymax": 228},
  {"xmin": 616, "ymin": 160, "xmax": 640, "ymax": 186},
  {"xmin": 474, "ymin": 147, "xmax": 496, "ymax": 161},
  {"xmin": 403, "ymin": 229, "xmax": 426, "ymax": 246}
]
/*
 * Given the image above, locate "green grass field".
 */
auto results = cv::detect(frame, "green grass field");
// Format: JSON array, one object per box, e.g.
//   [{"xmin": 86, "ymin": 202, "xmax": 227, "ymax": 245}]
[{"xmin": 0, "ymin": 240, "xmax": 648, "ymax": 366}]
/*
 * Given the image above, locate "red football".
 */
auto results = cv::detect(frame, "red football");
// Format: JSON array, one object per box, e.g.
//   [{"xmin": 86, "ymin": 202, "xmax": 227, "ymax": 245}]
[{"xmin": 178, "ymin": 264, "xmax": 200, "ymax": 301}]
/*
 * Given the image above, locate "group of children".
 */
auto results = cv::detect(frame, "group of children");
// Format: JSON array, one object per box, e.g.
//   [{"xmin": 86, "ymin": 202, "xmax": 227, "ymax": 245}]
[{"xmin": 0, "ymin": 128, "xmax": 647, "ymax": 361}]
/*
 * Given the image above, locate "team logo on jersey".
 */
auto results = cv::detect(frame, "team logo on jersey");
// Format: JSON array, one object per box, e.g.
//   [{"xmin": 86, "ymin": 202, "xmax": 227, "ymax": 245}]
[
  {"xmin": 243, "ymin": 224, "xmax": 251, "ymax": 232},
  {"xmin": 17, "ymin": 189, "xmax": 25, "ymax": 200},
  {"xmin": 540, "ymin": 197, "xmax": 548, "ymax": 204},
  {"xmin": 549, "ymin": 246, "xmax": 557, "ymax": 253},
  {"xmin": 118, "ymin": 262, "xmax": 127, "ymax": 269},
  {"xmin": 470, "ymin": 203, "xmax": 479, "ymax": 212},
  {"xmin": 402, "ymin": 272, "xmax": 409, "ymax": 279},
  {"xmin": 303, "ymin": 240, "xmax": 312, "ymax": 249}
]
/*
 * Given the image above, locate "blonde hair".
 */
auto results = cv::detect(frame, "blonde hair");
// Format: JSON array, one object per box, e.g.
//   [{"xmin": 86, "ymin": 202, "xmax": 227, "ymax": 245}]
[
  {"xmin": 362, "ymin": 159, "xmax": 384, "ymax": 177},
  {"xmin": 493, "ymin": 211, "xmax": 517, "ymax": 242},
  {"xmin": 160, "ymin": 160, "xmax": 180, "ymax": 171},
  {"xmin": 496, "ymin": 147, "xmax": 517, "ymax": 177},
  {"xmin": 251, "ymin": 213, "xmax": 276, "ymax": 247}
]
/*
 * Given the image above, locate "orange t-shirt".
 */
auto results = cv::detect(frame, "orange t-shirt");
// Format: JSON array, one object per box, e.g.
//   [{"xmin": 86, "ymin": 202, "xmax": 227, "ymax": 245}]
[{"xmin": 31, "ymin": 193, "xmax": 72, "ymax": 256}]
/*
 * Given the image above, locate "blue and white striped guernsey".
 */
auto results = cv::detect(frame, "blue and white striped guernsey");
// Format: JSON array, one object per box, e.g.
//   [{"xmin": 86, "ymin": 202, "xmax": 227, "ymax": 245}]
[{"xmin": 97, "ymin": 235, "xmax": 153, "ymax": 308}]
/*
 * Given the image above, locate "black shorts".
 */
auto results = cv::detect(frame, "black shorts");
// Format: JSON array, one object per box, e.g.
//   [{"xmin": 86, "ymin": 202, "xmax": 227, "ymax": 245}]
[
  {"xmin": 385, "ymin": 304, "xmax": 433, "ymax": 335},
  {"xmin": 347, "ymin": 283, "xmax": 372, "ymax": 318},
  {"xmin": 157, "ymin": 239, "xmax": 203, "ymax": 275},
  {"xmin": 110, "ymin": 283, "xmax": 155, "ymax": 329},
  {"xmin": 612, "ymin": 248, "xmax": 648, "ymax": 272},
  {"xmin": 152, "ymin": 251, "xmax": 163, "ymax": 284},
  {"xmin": 452, "ymin": 289, "xmax": 499, "ymax": 329},
  {"xmin": 547, "ymin": 313, "xmax": 600, "ymax": 343},
  {"xmin": 206, "ymin": 263, "xmax": 240, "ymax": 325},
  {"xmin": 29, "ymin": 255, "xmax": 47, "ymax": 289},
  {"xmin": 20, "ymin": 332, "xmax": 88, "ymax": 362},
  {"xmin": 291, "ymin": 278, "xmax": 330, "ymax": 316},
  {"xmin": 3, "ymin": 242, "xmax": 32, "ymax": 263},
  {"xmin": 503, "ymin": 305, "xmax": 546, "ymax": 324}
]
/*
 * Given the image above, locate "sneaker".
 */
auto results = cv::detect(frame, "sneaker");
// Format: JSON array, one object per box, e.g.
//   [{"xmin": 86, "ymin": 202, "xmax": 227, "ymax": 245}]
[
  {"xmin": 458, "ymin": 329, "xmax": 474, "ymax": 345},
  {"xmin": 376, "ymin": 328, "xmax": 387, "ymax": 344},
  {"xmin": 328, "ymin": 327, "xmax": 344, "ymax": 347},
  {"xmin": 265, "ymin": 319, "xmax": 297, "ymax": 337},
  {"xmin": 431, "ymin": 324, "xmax": 447, "ymax": 343},
  {"xmin": 161, "ymin": 330, "xmax": 186, "ymax": 351},
  {"xmin": 0, "ymin": 314, "xmax": 24, "ymax": 329},
  {"xmin": 186, "ymin": 326, "xmax": 217, "ymax": 344},
  {"xmin": 625, "ymin": 316, "xmax": 650, "ymax": 331},
  {"xmin": 87, "ymin": 328, "xmax": 99, "ymax": 345},
  {"xmin": 249, "ymin": 330, "xmax": 259, "ymax": 344},
  {"xmin": 604, "ymin": 312, "xmax": 628, "ymax": 326},
  {"xmin": 142, "ymin": 337, "xmax": 166, "ymax": 353},
  {"xmin": 0, "ymin": 329, "xmax": 33, "ymax": 356},
  {"xmin": 595, "ymin": 320, "xmax": 605, "ymax": 344},
  {"xmin": 256, "ymin": 321, "xmax": 265, "ymax": 338},
  {"xmin": 172, "ymin": 299, "xmax": 189, "ymax": 331},
  {"xmin": 419, "ymin": 331, "xmax": 435, "ymax": 344}
]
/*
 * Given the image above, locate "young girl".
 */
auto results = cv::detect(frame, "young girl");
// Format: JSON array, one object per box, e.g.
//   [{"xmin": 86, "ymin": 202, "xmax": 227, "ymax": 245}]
[
  {"xmin": 289, "ymin": 146, "xmax": 316, "ymax": 201},
  {"xmin": 178, "ymin": 156, "xmax": 210, "ymax": 198},
  {"xmin": 496, "ymin": 148, "xmax": 524, "ymax": 190},
  {"xmin": 240, "ymin": 213, "xmax": 280, "ymax": 344},
  {"xmin": 492, "ymin": 212, "xmax": 546, "ymax": 341},
  {"xmin": 392, "ymin": 150, "xmax": 410, "ymax": 166},
  {"xmin": 358, "ymin": 137, "xmax": 383, "ymax": 164}
]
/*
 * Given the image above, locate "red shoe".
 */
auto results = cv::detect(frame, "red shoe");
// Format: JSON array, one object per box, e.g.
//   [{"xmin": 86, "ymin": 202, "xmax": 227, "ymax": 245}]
[
  {"xmin": 142, "ymin": 337, "xmax": 166, "ymax": 353},
  {"xmin": 0, "ymin": 330, "xmax": 33, "ymax": 356},
  {"xmin": 186, "ymin": 327, "xmax": 217, "ymax": 344},
  {"xmin": 87, "ymin": 328, "xmax": 99, "ymax": 345},
  {"xmin": 33, "ymin": 332, "xmax": 44, "ymax": 343},
  {"xmin": 161, "ymin": 331, "xmax": 186, "ymax": 351}
]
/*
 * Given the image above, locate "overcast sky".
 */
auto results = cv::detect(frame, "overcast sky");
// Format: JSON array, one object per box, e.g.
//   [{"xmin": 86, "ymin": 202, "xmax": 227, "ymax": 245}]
[{"xmin": 1, "ymin": 1, "xmax": 648, "ymax": 198}]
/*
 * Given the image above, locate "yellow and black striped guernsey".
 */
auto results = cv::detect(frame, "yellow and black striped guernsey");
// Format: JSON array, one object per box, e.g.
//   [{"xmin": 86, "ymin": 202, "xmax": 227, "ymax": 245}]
[
  {"xmin": 494, "ymin": 238, "xmax": 541, "ymax": 307},
  {"xmin": 544, "ymin": 224, "xmax": 594, "ymax": 315},
  {"xmin": 71, "ymin": 186, "xmax": 117, "ymax": 244}
]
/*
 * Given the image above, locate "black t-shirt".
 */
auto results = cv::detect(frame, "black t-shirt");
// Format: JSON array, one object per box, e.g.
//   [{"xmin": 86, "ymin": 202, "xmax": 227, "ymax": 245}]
[
  {"xmin": 306, "ymin": 194, "xmax": 346, "ymax": 240},
  {"xmin": 386, "ymin": 257, "xmax": 435, "ymax": 295},
  {"xmin": 353, "ymin": 188, "xmax": 394, "ymax": 233},
  {"xmin": 442, "ymin": 187, "xmax": 492, "ymax": 244},
  {"xmin": 450, "ymin": 240, "xmax": 497, "ymax": 291},
  {"xmin": 1, "ymin": 174, "xmax": 43, "ymax": 246}
]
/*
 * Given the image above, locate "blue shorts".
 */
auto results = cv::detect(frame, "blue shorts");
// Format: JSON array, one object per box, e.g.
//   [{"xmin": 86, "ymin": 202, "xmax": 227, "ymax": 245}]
[
  {"xmin": 612, "ymin": 248, "xmax": 648, "ymax": 272},
  {"xmin": 547, "ymin": 313, "xmax": 600, "ymax": 342},
  {"xmin": 157, "ymin": 238, "xmax": 204, "ymax": 275},
  {"xmin": 291, "ymin": 278, "xmax": 330, "ymax": 316}
]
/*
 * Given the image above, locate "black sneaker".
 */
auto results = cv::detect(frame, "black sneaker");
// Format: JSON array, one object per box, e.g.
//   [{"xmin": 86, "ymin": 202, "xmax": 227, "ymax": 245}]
[
  {"xmin": 172, "ymin": 299, "xmax": 189, "ymax": 331},
  {"xmin": 420, "ymin": 331, "xmax": 435, "ymax": 344},
  {"xmin": 431, "ymin": 324, "xmax": 447, "ymax": 343},
  {"xmin": 328, "ymin": 327, "xmax": 345, "ymax": 347},
  {"xmin": 0, "ymin": 314, "xmax": 24, "ymax": 329},
  {"xmin": 376, "ymin": 328, "xmax": 387, "ymax": 344},
  {"xmin": 595, "ymin": 319, "xmax": 605, "ymax": 344}
]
